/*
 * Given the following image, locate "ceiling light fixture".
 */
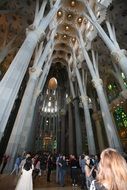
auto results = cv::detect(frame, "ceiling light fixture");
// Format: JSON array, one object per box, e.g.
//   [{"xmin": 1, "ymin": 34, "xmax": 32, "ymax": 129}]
[
  {"xmin": 72, "ymin": 37, "xmax": 76, "ymax": 42},
  {"xmin": 65, "ymin": 25, "xmax": 69, "ymax": 30},
  {"xmin": 68, "ymin": 14, "xmax": 72, "ymax": 19},
  {"xmin": 57, "ymin": 11, "xmax": 62, "ymax": 17},
  {"xmin": 63, "ymin": 35, "xmax": 67, "ymax": 38},
  {"xmin": 78, "ymin": 17, "xmax": 82, "ymax": 23},
  {"xmin": 71, "ymin": 1, "xmax": 76, "ymax": 7}
]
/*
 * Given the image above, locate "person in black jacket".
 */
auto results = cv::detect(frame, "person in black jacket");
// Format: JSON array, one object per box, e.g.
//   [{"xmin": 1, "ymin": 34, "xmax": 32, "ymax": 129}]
[
  {"xmin": 70, "ymin": 154, "xmax": 79, "ymax": 187},
  {"xmin": 47, "ymin": 154, "xmax": 53, "ymax": 182},
  {"xmin": 58, "ymin": 155, "xmax": 67, "ymax": 187}
]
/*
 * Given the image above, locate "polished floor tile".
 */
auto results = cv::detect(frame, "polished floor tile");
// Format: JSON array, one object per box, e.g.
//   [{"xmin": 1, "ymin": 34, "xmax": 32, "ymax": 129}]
[
  {"xmin": 35, "ymin": 186, "xmax": 81, "ymax": 190},
  {"xmin": 0, "ymin": 172, "xmax": 85, "ymax": 190}
]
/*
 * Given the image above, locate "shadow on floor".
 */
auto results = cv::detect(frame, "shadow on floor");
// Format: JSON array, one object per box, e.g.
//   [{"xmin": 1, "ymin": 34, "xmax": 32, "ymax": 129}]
[
  {"xmin": 0, "ymin": 171, "xmax": 86, "ymax": 190},
  {"xmin": 0, "ymin": 174, "xmax": 18, "ymax": 190}
]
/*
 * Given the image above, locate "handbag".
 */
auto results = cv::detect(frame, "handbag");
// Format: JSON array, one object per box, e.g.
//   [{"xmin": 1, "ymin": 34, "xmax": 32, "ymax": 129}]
[
  {"xmin": 90, "ymin": 180, "xmax": 106, "ymax": 190},
  {"xmin": 90, "ymin": 180, "xmax": 96, "ymax": 190},
  {"xmin": 87, "ymin": 175, "xmax": 94, "ymax": 188}
]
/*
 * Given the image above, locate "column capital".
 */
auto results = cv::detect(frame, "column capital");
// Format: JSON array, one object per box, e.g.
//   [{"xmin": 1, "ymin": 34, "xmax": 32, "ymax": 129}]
[
  {"xmin": 26, "ymin": 25, "xmax": 35, "ymax": 35},
  {"xmin": 29, "ymin": 67, "xmax": 42, "ymax": 79},
  {"xmin": 26, "ymin": 26, "xmax": 45, "ymax": 43},
  {"xmin": 92, "ymin": 112, "xmax": 102, "ymax": 121},
  {"xmin": 111, "ymin": 49, "xmax": 127, "ymax": 64},
  {"xmin": 66, "ymin": 96, "xmax": 72, "ymax": 104},
  {"xmin": 70, "ymin": 69, "xmax": 76, "ymax": 82},
  {"xmin": 35, "ymin": 89, "xmax": 41, "ymax": 98},
  {"xmin": 80, "ymin": 95, "xmax": 89, "ymax": 103},
  {"xmin": 92, "ymin": 78, "xmax": 103, "ymax": 88},
  {"xmin": 35, "ymin": 28, "xmax": 45, "ymax": 43}
]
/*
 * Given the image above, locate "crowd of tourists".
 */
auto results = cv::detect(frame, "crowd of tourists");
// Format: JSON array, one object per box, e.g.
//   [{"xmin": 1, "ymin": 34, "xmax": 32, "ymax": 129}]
[{"xmin": 0, "ymin": 148, "xmax": 127, "ymax": 190}]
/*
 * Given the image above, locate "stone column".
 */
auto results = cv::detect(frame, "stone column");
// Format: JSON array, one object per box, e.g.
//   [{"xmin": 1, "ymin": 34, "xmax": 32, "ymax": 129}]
[
  {"xmin": 56, "ymin": 116, "xmax": 61, "ymax": 153},
  {"xmin": 26, "ymin": 96, "xmax": 40, "ymax": 152},
  {"xmin": 5, "ymin": 67, "xmax": 41, "ymax": 169},
  {"xmin": 0, "ymin": 0, "xmax": 61, "ymax": 141},
  {"xmin": 73, "ymin": 52, "xmax": 96, "ymax": 155},
  {"xmin": 92, "ymin": 78, "xmax": 122, "ymax": 151},
  {"xmin": 73, "ymin": 98, "xmax": 83, "ymax": 156},
  {"xmin": 56, "ymin": 89, "xmax": 61, "ymax": 153},
  {"xmin": 68, "ymin": 65, "xmax": 83, "ymax": 155},
  {"xmin": 5, "ymin": 44, "xmax": 53, "ymax": 170},
  {"xmin": 92, "ymin": 112, "xmax": 105, "ymax": 152},
  {"xmin": 84, "ymin": 1, "xmax": 127, "ymax": 77},
  {"xmin": 78, "ymin": 29, "xmax": 123, "ymax": 152},
  {"xmin": 81, "ymin": 95, "xmax": 96, "ymax": 155},
  {"xmin": 8, "ymin": 24, "xmax": 56, "ymax": 154},
  {"xmin": 17, "ymin": 56, "xmax": 53, "ymax": 153},
  {"xmin": 54, "ymin": 115, "xmax": 58, "ymax": 151},
  {"xmin": 60, "ymin": 109, "xmax": 66, "ymax": 154},
  {"xmin": 67, "ymin": 99, "xmax": 74, "ymax": 154}
]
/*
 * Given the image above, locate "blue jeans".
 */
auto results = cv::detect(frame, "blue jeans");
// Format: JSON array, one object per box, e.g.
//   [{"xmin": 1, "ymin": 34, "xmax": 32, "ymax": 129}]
[{"xmin": 60, "ymin": 168, "xmax": 66, "ymax": 186}]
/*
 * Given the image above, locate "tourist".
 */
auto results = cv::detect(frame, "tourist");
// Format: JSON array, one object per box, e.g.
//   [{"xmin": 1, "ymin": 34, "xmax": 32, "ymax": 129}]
[
  {"xmin": 90, "ymin": 148, "xmax": 127, "ymax": 190},
  {"xmin": 15, "ymin": 157, "xmax": 34, "ymax": 190}
]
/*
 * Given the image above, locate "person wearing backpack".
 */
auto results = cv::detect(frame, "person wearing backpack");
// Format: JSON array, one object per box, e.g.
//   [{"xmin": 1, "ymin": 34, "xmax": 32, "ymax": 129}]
[{"xmin": 90, "ymin": 148, "xmax": 127, "ymax": 190}]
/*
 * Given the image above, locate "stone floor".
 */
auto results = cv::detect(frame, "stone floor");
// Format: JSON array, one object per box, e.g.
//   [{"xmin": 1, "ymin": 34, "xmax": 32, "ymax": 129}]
[
  {"xmin": 35, "ymin": 187, "xmax": 80, "ymax": 190},
  {"xmin": 33, "ymin": 171, "xmax": 82, "ymax": 190},
  {"xmin": 0, "ymin": 171, "xmax": 83, "ymax": 190}
]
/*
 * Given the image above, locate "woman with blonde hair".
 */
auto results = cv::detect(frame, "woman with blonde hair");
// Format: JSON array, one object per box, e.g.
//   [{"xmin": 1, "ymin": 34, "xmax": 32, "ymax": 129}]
[{"xmin": 90, "ymin": 148, "xmax": 127, "ymax": 190}]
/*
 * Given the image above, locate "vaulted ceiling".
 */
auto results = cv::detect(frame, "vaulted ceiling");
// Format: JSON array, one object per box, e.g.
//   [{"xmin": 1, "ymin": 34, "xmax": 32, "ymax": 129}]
[{"xmin": 0, "ymin": 0, "xmax": 127, "ymax": 87}]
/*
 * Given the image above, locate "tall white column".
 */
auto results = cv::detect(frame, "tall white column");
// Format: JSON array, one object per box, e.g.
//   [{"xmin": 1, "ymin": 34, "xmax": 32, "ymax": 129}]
[
  {"xmin": 5, "ymin": 67, "xmax": 41, "ymax": 170},
  {"xmin": 16, "ymin": 38, "xmax": 55, "ymax": 153},
  {"xmin": 6, "ymin": 58, "xmax": 52, "ymax": 166},
  {"xmin": 72, "ymin": 51, "xmax": 96, "ymax": 155},
  {"xmin": 84, "ymin": 1, "xmax": 127, "ymax": 77},
  {"xmin": 0, "ymin": 0, "xmax": 61, "ymax": 141},
  {"xmin": 68, "ymin": 65, "xmax": 83, "ymax": 155},
  {"xmin": 92, "ymin": 78, "xmax": 122, "ymax": 151},
  {"xmin": 78, "ymin": 30, "xmax": 123, "ymax": 152},
  {"xmin": 23, "ymin": 58, "xmax": 53, "ymax": 151}
]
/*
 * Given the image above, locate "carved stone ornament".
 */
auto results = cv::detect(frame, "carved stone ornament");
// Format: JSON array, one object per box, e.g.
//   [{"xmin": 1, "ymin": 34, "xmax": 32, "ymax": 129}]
[
  {"xmin": 92, "ymin": 78, "xmax": 103, "ymax": 88},
  {"xmin": 80, "ymin": 95, "xmax": 88, "ymax": 102},
  {"xmin": 111, "ymin": 49, "xmax": 127, "ymax": 64}
]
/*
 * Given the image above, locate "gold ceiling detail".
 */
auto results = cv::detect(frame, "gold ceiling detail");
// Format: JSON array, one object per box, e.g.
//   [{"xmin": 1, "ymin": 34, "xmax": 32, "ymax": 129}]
[
  {"xmin": 56, "ymin": 24, "xmax": 77, "ymax": 36},
  {"xmin": 54, "ymin": 0, "xmax": 88, "ymax": 66},
  {"xmin": 62, "ymin": 0, "xmax": 85, "ymax": 14},
  {"xmin": 1, "ymin": 0, "xmax": 123, "ymax": 79},
  {"xmin": 71, "ymin": 1, "xmax": 76, "ymax": 7},
  {"xmin": 57, "ymin": 10, "xmax": 63, "ymax": 17}
]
